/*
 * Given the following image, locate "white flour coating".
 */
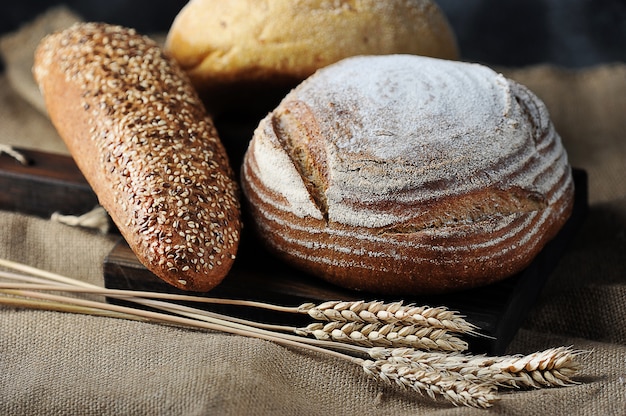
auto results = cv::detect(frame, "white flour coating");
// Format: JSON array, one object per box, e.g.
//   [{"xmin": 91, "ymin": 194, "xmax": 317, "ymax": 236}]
[
  {"xmin": 241, "ymin": 54, "xmax": 574, "ymax": 292},
  {"xmin": 250, "ymin": 118, "xmax": 324, "ymax": 220},
  {"xmin": 244, "ymin": 158, "xmax": 575, "ymax": 255},
  {"xmin": 250, "ymin": 54, "xmax": 569, "ymax": 229},
  {"xmin": 318, "ymin": 58, "xmax": 513, "ymax": 160}
]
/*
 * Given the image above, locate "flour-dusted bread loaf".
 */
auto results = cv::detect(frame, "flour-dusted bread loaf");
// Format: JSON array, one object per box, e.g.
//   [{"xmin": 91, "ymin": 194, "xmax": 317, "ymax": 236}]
[
  {"xmin": 241, "ymin": 55, "xmax": 575, "ymax": 295},
  {"xmin": 34, "ymin": 23, "xmax": 241, "ymax": 292},
  {"xmin": 164, "ymin": 0, "xmax": 458, "ymax": 116}
]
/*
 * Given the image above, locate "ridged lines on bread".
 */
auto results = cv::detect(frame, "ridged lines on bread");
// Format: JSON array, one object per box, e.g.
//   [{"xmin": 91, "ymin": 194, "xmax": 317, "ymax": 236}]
[
  {"xmin": 243, "ymin": 152, "xmax": 572, "ymax": 259},
  {"xmin": 251, "ymin": 82, "xmax": 567, "ymax": 229},
  {"xmin": 241, "ymin": 55, "xmax": 575, "ymax": 294},
  {"xmin": 242, "ymin": 128, "xmax": 574, "ymax": 258},
  {"xmin": 243, "ymin": 121, "xmax": 572, "ymax": 245}
]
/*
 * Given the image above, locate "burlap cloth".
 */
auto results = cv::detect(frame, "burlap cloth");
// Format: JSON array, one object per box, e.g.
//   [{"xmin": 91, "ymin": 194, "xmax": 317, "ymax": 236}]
[{"xmin": 1, "ymin": 8, "xmax": 625, "ymax": 416}]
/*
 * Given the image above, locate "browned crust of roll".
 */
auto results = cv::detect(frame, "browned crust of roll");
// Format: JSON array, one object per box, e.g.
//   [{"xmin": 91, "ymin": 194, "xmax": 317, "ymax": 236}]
[
  {"xmin": 242, "ymin": 155, "xmax": 574, "ymax": 294},
  {"xmin": 165, "ymin": 0, "xmax": 459, "ymax": 89},
  {"xmin": 34, "ymin": 23, "xmax": 241, "ymax": 292},
  {"xmin": 164, "ymin": 0, "xmax": 459, "ymax": 116},
  {"xmin": 240, "ymin": 56, "xmax": 575, "ymax": 295}
]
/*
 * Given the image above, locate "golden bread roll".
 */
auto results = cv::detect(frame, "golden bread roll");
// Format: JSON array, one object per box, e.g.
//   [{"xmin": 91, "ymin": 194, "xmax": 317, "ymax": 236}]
[
  {"xmin": 34, "ymin": 23, "xmax": 241, "ymax": 292},
  {"xmin": 164, "ymin": 0, "xmax": 458, "ymax": 114},
  {"xmin": 241, "ymin": 55, "xmax": 575, "ymax": 295}
]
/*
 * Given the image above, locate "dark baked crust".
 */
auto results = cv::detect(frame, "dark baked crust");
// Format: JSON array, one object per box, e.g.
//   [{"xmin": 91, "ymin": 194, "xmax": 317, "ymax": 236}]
[
  {"xmin": 34, "ymin": 23, "xmax": 241, "ymax": 292},
  {"xmin": 241, "ymin": 55, "xmax": 575, "ymax": 295}
]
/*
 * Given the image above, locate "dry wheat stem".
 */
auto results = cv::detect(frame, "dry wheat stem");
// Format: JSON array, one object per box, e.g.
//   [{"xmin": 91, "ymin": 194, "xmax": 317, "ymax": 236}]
[
  {"xmin": 0, "ymin": 260, "xmax": 477, "ymax": 350},
  {"xmin": 0, "ymin": 268, "xmax": 294, "ymax": 312},
  {"xmin": 0, "ymin": 259, "xmax": 341, "ymax": 314},
  {"xmin": 0, "ymin": 267, "xmax": 339, "ymax": 342},
  {"xmin": 0, "ymin": 259, "xmax": 291, "ymax": 310},
  {"xmin": 0, "ymin": 294, "xmax": 146, "ymax": 321},
  {"xmin": 0, "ymin": 282, "xmax": 369, "ymax": 358},
  {"xmin": 0, "ymin": 277, "xmax": 470, "ymax": 353},
  {"xmin": 0, "ymin": 287, "xmax": 360, "ymax": 364},
  {"xmin": 3, "ymin": 286, "xmax": 503, "ymax": 408},
  {"xmin": 0, "ymin": 287, "xmax": 500, "ymax": 409},
  {"xmin": 0, "ymin": 258, "xmax": 584, "ymax": 408},
  {"xmin": 299, "ymin": 300, "xmax": 480, "ymax": 336},
  {"xmin": 0, "ymin": 280, "xmax": 582, "ymax": 394},
  {"xmin": 0, "ymin": 278, "xmax": 293, "ymax": 331},
  {"xmin": 0, "ymin": 280, "xmax": 363, "ymax": 356},
  {"xmin": 0, "ymin": 258, "xmax": 94, "ymax": 288},
  {"xmin": 0, "ymin": 259, "xmax": 479, "ymax": 344},
  {"xmin": 297, "ymin": 321, "xmax": 468, "ymax": 351},
  {"xmin": 0, "ymin": 260, "xmax": 476, "ymax": 336}
]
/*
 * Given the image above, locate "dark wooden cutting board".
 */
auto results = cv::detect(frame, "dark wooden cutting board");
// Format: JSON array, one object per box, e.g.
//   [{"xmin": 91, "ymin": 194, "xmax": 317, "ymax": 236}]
[{"xmin": 0, "ymin": 147, "xmax": 588, "ymax": 354}]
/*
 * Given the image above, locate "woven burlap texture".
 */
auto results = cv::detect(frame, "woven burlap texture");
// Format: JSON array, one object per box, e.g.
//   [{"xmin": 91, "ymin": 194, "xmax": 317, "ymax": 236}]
[{"xmin": 1, "ymin": 8, "xmax": 625, "ymax": 416}]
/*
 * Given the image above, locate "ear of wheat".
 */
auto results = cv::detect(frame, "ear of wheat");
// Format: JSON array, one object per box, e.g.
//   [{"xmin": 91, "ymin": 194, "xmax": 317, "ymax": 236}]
[
  {"xmin": 297, "ymin": 321, "xmax": 469, "ymax": 351},
  {"xmin": 299, "ymin": 301, "xmax": 479, "ymax": 335},
  {"xmin": 0, "ymin": 258, "xmax": 585, "ymax": 409},
  {"xmin": 367, "ymin": 347, "xmax": 583, "ymax": 389},
  {"xmin": 361, "ymin": 358, "xmax": 499, "ymax": 409}
]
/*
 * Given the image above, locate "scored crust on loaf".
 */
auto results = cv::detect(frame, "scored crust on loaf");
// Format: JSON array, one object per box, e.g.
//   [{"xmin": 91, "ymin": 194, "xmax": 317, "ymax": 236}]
[
  {"xmin": 34, "ymin": 23, "xmax": 241, "ymax": 292},
  {"xmin": 241, "ymin": 55, "xmax": 575, "ymax": 295},
  {"xmin": 164, "ymin": 0, "xmax": 458, "ymax": 89}
]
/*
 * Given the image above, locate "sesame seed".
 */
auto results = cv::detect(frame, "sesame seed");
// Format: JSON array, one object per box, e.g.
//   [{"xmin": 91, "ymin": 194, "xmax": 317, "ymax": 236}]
[{"xmin": 37, "ymin": 22, "xmax": 241, "ymax": 284}]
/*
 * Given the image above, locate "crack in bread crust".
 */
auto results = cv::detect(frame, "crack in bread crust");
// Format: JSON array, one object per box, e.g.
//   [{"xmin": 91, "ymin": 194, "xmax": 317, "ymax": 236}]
[
  {"xmin": 241, "ymin": 55, "xmax": 575, "ymax": 295},
  {"xmin": 271, "ymin": 100, "xmax": 330, "ymax": 221},
  {"xmin": 378, "ymin": 186, "xmax": 548, "ymax": 235}
]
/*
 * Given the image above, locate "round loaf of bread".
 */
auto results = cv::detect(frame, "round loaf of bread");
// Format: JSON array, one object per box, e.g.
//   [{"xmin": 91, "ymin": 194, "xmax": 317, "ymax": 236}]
[
  {"xmin": 34, "ymin": 23, "xmax": 241, "ymax": 292},
  {"xmin": 241, "ymin": 55, "xmax": 575, "ymax": 295},
  {"xmin": 164, "ymin": 0, "xmax": 458, "ymax": 107},
  {"xmin": 165, "ymin": 0, "xmax": 458, "ymax": 87}
]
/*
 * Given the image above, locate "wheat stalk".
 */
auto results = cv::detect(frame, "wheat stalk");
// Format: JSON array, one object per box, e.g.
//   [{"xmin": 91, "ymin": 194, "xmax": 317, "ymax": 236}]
[
  {"xmin": 361, "ymin": 358, "xmax": 498, "ymax": 408},
  {"xmin": 0, "ymin": 278, "xmax": 496, "ymax": 408},
  {"xmin": 297, "ymin": 321, "xmax": 468, "ymax": 351},
  {"xmin": 0, "ymin": 279, "xmax": 580, "ymax": 390},
  {"xmin": 0, "ymin": 277, "xmax": 368, "ymax": 358},
  {"xmin": 0, "ymin": 258, "xmax": 477, "ymax": 351},
  {"xmin": 0, "ymin": 258, "xmax": 479, "ymax": 339},
  {"xmin": 299, "ymin": 300, "xmax": 479, "ymax": 335},
  {"xmin": 0, "ymin": 274, "xmax": 470, "ymax": 353},
  {"xmin": 0, "ymin": 293, "xmax": 147, "ymax": 321},
  {"xmin": 0, "ymin": 285, "xmax": 500, "ymax": 408},
  {"xmin": 0, "ymin": 286, "xmax": 496, "ymax": 408},
  {"xmin": 0, "ymin": 258, "xmax": 584, "ymax": 409},
  {"xmin": 368, "ymin": 346, "xmax": 583, "ymax": 389}
]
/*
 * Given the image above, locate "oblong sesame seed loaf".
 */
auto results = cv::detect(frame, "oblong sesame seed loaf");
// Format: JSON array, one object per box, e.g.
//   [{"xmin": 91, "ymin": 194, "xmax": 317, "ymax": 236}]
[
  {"xmin": 34, "ymin": 23, "xmax": 241, "ymax": 292},
  {"xmin": 241, "ymin": 54, "xmax": 575, "ymax": 295}
]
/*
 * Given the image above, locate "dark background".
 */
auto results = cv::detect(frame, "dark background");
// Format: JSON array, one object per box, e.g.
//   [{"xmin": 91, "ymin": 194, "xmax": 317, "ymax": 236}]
[{"xmin": 1, "ymin": 0, "xmax": 625, "ymax": 70}]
